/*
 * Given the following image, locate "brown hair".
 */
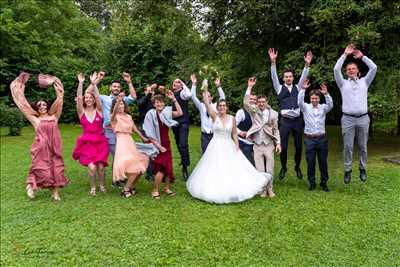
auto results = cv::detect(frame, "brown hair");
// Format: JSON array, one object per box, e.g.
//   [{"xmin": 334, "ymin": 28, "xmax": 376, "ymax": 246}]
[
  {"xmin": 282, "ymin": 68, "xmax": 294, "ymax": 77},
  {"xmin": 30, "ymin": 99, "xmax": 51, "ymax": 114},
  {"xmin": 151, "ymin": 94, "xmax": 166, "ymax": 104},
  {"xmin": 257, "ymin": 95, "xmax": 268, "ymax": 101},
  {"xmin": 83, "ymin": 91, "xmax": 97, "ymax": 109},
  {"xmin": 111, "ymin": 98, "xmax": 130, "ymax": 114},
  {"xmin": 309, "ymin": 89, "xmax": 321, "ymax": 97},
  {"xmin": 217, "ymin": 99, "xmax": 229, "ymax": 112}
]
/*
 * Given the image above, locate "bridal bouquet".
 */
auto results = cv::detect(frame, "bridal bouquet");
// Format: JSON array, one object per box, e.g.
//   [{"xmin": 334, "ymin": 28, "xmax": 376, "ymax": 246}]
[{"xmin": 198, "ymin": 64, "xmax": 219, "ymax": 91}]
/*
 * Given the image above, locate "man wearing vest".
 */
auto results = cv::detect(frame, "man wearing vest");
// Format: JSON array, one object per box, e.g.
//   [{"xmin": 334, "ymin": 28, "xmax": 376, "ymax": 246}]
[
  {"xmin": 190, "ymin": 74, "xmax": 226, "ymax": 154},
  {"xmin": 334, "ymin": 44, "xmax": 377, "ymax": 184},
  {"xmin": 171, "ymin": 78, "xmax": 192, "ymax": 180},
  {"xmin": 244, "ymin": 77, "xmax": 281, "ymax": 198},
  {"xmin": 268, "ymin": 48, "xmax": 313, "ymax": 181},
  {"xmin": 236, "ymin": 91, "xmax": 256, "ymax": 166}
]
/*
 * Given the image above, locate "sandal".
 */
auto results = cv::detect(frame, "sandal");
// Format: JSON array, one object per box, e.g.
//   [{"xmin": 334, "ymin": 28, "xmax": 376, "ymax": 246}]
[
  {"xmin": 52, "ymin": 191, "xmax": 61, "ymax": 201},
  {"xmin": 121, "ymin": 188, "xmax": 135, "ymax": 198},
  {"xmin": 89, "ymin": 187, "xmax": 96, "ymax": 196},
  {"xmin": 163, "ymin": 189, "xmax": 176, "ymax": 197},
  {"xmin": 99, "ymin": 185, "xmax": 106, "ymax": 193},
  {"xmin": 26, "ymin": 184, "xmax": 35, "ymax": 199},
  {"xmin": 151, "ymin": 191, "xmax": 161, "ymax": 200}
]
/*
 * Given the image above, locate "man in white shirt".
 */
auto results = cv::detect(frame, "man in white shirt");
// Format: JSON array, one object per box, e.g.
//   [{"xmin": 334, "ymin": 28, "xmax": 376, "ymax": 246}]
[
  {"xmin": 190, "ymin": 74, "xmax": 225, "ymax": 154},
  {"xmin": 298, "ymin": 80, "xmax": 333, "ymax": 192},
  {"xmin": 334, "ymin": 44, "xmax": 377, "ymax": 184}
]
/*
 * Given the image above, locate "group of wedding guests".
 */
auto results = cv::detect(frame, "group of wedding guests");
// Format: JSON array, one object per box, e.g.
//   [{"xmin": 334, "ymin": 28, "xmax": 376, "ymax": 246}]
[{"xmin": 10, "ymin": 44, "xmax": 377, "ymax": 204}]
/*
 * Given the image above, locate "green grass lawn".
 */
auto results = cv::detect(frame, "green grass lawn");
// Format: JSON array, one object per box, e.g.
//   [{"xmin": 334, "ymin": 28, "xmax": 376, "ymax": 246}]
[{"xmin": 1, "ymin": 125, "xmax": 399, "ymax": 266}]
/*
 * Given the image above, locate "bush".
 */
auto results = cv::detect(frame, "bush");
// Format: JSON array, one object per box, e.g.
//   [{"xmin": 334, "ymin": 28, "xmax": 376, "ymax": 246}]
[{"xmin": 0, "ymin": 102, "xmax": 25, "ymax": 136}]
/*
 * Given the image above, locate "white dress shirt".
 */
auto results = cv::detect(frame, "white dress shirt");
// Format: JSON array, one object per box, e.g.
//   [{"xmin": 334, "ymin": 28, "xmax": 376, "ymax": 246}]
[
  {"xmin": 298, "ymin": 90, "xmax": 333, "ymax": 135},
  {"xmin": 191, "ymin": 85, "xmax": 225, "ymax": 134}
]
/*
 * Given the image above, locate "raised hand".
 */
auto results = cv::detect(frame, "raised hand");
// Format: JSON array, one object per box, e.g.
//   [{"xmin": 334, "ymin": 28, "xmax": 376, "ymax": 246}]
[
  {"xmin": 54, "ymin": 80, "xmax": 64, "ymax": 94},
  {"xmin": 201, "ymin": 79, "xmax": 208, "ymax": 91},
  {"xmin": 191, "ymin": 73, "xmax": 197, "ymax": 85},
  {"xmin": 166, "ymin": 89, "xmax": 175, "ymax": 100},
  {"xmin": 268, "ymin": 48, "xmax": 278, "ymax": 63},
  {"xmin": 319, "ymin": 83, "xmax": 328, "ymax": 95},
  {"xmin": 97, "ymin": 71, "xmax": 105, "ymax": 81},
  {"xmin": 117, "ymin": 92, "xmax": 125, "ymax": 101},
  {"xmin": 304, "ymin": 50, "xmax": 313, "ymax": 66},
  {"xmin": 90, "ymin": 72, "xmax": 98, "ymax": 85},
  {"xmin": 122, "ymin": 72, "xmax": 132, "ymax": 84},
  {"xmin": 214, "ymin": 77, "xmax": 221, "ymax": 87},
  {"xmin": 77, "ymin": 73, "xmax": 85, "ymax": 83},
  {"xmin": 353, "ymin": 49, "xmax": 364, "ymax": 59},
  {"xmin": 344, "ymin": 44, "xmax": 355, "ymax": 56},
  {"xmin": 150, "ymin": 83, "xmax": 158, "ymax": 90},
  {"xmin": 302, "ymin": 79, "xmax": 310, "ymax": 90},
  {"xmin": 248, "ymin": 76, "xmax": 257, "ymax": 88}
]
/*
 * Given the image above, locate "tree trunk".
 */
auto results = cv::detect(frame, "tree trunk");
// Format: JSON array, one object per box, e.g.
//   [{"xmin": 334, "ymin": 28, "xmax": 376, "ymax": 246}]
[{"xmin": 397, "ymin": 114, "xmax": 400, "ymax": 135}]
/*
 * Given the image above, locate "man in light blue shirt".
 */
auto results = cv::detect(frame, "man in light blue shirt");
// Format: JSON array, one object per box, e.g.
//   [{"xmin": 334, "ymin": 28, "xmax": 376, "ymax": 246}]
[
  {"xmin": 334, "ymin": 44, "xmax": 377, "ymax": 184},
  {"xmin": 298, "ymin": 80, "xmax": 333, "ymax": 192},
  {"xmin": 190, "ymin": 74, "xmax": 225, "ymax": 154}
]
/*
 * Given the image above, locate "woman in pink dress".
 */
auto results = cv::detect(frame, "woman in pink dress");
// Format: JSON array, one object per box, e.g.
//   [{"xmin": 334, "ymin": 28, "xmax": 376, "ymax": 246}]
[
  {"xmin": 143, "ymin": 91, "xmax": 183, "ymax": 200},
  {"xmin": 111, "ymin": 93, "xmax": 153, "ymax": 198},
  {"xmin": 72, "ymin": 73, "xmax": 109, "ymax": 196},
  {"xmin": 10, "ymin": 72, "xmax": 69, "ymax": 201}
]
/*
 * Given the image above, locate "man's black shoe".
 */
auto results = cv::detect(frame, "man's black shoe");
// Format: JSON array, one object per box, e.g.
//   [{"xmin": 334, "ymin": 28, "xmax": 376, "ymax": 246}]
[
  {"xmin": 359, "ymin": 169, "xmax": 367, "ymax": 182},
  {"xmin": 344, "ymin": 170, "xmax": 352, "ymax": 184},
  {"xmin": 182, "ymin": 167, "xmax": 189, "ymax": 181},
  {"xmin": 295, "ymin": 168, "xmax": 303, "ymax": 180},
  {"xmin": 308, "ymin": 183, "xmax": 316, "ymax": 191},
  {"xmin": 279, "ymin": 168, "xmax": 287, "ymax": 180},
  {"xmin": 320, "ymin": 183, "xmax": 329, "ymax": 192}
]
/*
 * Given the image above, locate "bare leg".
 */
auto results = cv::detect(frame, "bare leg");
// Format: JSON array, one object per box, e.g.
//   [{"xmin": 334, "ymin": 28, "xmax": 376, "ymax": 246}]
[
  {"xmin": 121, "ymin": 173, "xmax": 140, "ymax": 198},
  {"xmin": 97, "ymin": 163, "xmax": 106, "ymax": 192},
  {"xmin": 163, "ymin": 177, "xmax": 176, "ymax": 196},
  {"xmin": 88, "ymin": 163, "xmax": 97, "ymax": 196},
  {"xmin": 152, "ymin": 172, "xmax": 164, "ymax": 199},
  {"xmin": 52, "ymin": 187, "xmax": 61, "ymax": 201}
]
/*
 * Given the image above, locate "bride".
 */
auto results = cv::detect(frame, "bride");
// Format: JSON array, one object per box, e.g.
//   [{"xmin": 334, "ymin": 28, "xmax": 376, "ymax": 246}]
[{"xmin": 186, "ymin": 80, "xmax": 271, "ymax": 204}]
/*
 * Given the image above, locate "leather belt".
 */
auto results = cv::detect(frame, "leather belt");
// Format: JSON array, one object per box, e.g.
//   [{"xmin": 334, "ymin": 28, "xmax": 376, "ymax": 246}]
[
  {"xmin": 305, "ymin": 133, "xmax": 326, "ymax": 139},
  {"xmin": 343, "ymin": 112, "xmax": 368, "ymax": 118}
]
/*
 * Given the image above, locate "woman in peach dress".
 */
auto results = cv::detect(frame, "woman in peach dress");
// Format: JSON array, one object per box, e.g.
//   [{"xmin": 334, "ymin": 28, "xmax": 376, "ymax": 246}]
[
  {"xmin": 111, "ymin": 93, "xmax": 157, "ymax": 198},
  {"xmin": 10, "ymin": 72, "xmax": 69, "ymax": 201}
]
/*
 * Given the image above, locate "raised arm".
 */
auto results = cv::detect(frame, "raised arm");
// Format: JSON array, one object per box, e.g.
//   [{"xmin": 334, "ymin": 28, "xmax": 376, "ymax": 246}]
[
  {"xmin": 202, "ymin": 80, "xmax": 217, "ymax": 121},
  {"xmin": 297, "ymin": 50, "xmax": 312, "ymax": 87},
  {"xmin": 243, "ymin": 77, "xmax": 257, "ymax": 114},
  {"xmin": 353, "ymin": 50, "xmax": 377, "ymax": 87},
  {"xmin": 10, "ymin": 74, "xmax": 39, "ymax": 126},
  {"xmin": 111, "ymin": 94, "xmax": 123, "ymax": 124},
  {"xmin": 87, "ymin": 71, "xmax": 104, "ymax": 113},
  {"xmin": 319, "ymin": 84, "xmax": 333, "ymax": 113},
  {"xmin": 178, "ymin": 79, "xmax": 192, "ymax": 100},
  {"xmin": 297, "ymin": 79, "xmax": 310, "ymax": 112},
  {"xmin": 76, "ymin": 73, "xmax": 85, "ymax": 118},
  {"xmin": 167, "ymin": 90, "xmax": 183, "ymax": 118},
  {"xmin": 334, "ymin": 44, "xmax": 354, "ymax": 88},
  {"xmin": 268, "ymin": 48, "xmax": 282, "ymax": 94},
  {"xmin": 123, "ymin": 72, "xmax": 137, "ymax": 100},
  {"xmin": 49, "ymin": 78, "xmax": 64, "ymax": 120},
  {"xmin": 190, "ymin": 74, "xmax": 202, "ymax": 110},
  {"xmin": 214, "ymin": 77, "xmax": 226, "ymax": 100}
]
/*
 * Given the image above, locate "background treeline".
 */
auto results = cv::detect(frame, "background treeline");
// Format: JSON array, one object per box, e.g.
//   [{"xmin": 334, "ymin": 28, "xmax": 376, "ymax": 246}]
[{"xmin": 1, "ymin": 0, "xmax": 399, "ymax": 135}]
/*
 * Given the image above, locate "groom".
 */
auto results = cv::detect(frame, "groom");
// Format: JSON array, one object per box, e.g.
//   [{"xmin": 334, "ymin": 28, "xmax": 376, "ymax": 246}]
[{"xmin": 244, "ymin": 77, "xmax": 281, "ymax": 198}]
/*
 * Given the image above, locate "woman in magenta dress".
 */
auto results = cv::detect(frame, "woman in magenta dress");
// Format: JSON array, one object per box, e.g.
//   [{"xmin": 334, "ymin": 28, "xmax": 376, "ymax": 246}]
[
  {"xmin": 143, "ymin": 91, "xmax": 183, "ymax": 199},
  {"xmin": 72, "ymin": 73, "xmax": 109, "ymax": 196},
  {"xmin": 10, "ymin": 72, "xmax": 69, "ymax": 201}
]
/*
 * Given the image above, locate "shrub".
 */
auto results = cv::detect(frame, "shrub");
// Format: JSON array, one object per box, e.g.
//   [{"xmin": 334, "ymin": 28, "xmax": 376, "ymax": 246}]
[{"xmin": 0, "ymin": 102, "xmax": 25, "ymax": 136}]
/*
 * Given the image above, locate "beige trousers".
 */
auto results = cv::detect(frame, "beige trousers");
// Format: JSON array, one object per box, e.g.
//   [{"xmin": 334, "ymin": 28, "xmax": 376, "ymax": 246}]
[{"xmin": 253, "ymin": 143, "xmax": 275, "ymax": 189}]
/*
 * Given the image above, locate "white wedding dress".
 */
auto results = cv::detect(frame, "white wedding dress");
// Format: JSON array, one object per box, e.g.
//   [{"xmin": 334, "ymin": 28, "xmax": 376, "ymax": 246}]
[{"xmin": 186, "ymin": 115, "xmax": 271, "ymax": 204}]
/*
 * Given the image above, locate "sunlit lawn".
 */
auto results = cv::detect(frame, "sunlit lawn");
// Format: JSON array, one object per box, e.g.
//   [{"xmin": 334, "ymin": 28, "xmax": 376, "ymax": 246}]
[{"xmin": 1, "ymin": 125, "xmax": 399, "ymax": 266}]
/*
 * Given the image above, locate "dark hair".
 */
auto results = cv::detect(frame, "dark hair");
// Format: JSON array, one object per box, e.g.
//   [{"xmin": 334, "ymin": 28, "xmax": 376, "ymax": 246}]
[
  {"xmin": 110, "ymin": 80, "xmax": 122, "ymax": 87},
  {"xmin": 309, "ymin": 89, "xmax": 321, "ymax": 97},
  {"xmin": 151, "ymin": 94, "xmax": 165, "ymax": 104},
  {"xmin": 345, "ymin": 61, "xmax": 359, "ymax": 68},
  {"xmin": 111, "ymin": 98, "xmax": 130, "ymax": 114},
  {"xmin": 217, "ymin": 99, "xmax": 229, "ymax": 112},
  {"xmin": 282, "ymin": 68, "xmax": 294, "ymax": 76},
  {"xmin": 83, "ymin": 92, "xmax": 97, "ymax": 109},
  {"xmin": 257, "ymin": 95, "xmax": 268, "ymax": 101},
  {"xmin": 30, "ymin": 99, "xmax": 51, "ymax": 113}
]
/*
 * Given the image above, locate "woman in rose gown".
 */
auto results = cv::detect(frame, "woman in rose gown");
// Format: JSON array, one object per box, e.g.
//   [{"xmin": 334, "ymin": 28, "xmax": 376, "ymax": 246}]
[
  {"xmin": 111, "ymin": 94, "xmax": 157, "ymax": 198},
  {"xmin": 186, "ymin": 80, "xmax": 271, "ymax": 204},
  {"xmin": 10, "ymin": 72, "xmax": 69, "ymax": 201},
  {"xmin": 143, "ymin": 91, "xmax": 183, "ymax": 199},
  {"xmin": 72, "ymin": 73, "xmax": 109, "ymax": 196}
]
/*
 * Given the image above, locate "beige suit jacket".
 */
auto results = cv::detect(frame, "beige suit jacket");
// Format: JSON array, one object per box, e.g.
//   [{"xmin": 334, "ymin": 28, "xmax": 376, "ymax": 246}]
[{"xmin": 244, "ymin": 94, "xmax": 280, "ymax": 145}]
